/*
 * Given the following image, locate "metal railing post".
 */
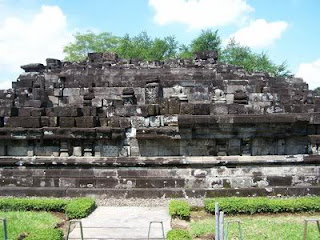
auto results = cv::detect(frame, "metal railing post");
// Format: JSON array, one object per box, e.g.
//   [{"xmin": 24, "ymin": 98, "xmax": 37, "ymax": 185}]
[
  {"xmin": 65, "ymin": 220, "xmax": 84, "ymax": 240},
  {"xmin": 148, "ymin": 221, "xmax": 165, "ymax": 240},
  {"xmin": 215, "ymin": 203, "xmax": 219, "ymax": 240},
  {"xmin": 303, "ymin": 219, "xmax": 320, "ymax": 240},
  {"xmin": 224, "ymin": 220, "xmax": 243, "ymax": 240},
  {"xmin": 0, "ymin": 218, "xmax": 8, "ymax": 240}
]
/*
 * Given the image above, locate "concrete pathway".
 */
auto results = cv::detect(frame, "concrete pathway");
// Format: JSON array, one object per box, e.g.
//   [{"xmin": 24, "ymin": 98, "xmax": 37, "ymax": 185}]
[{"xmin": 68, "ymin": 207, "xmax": 171, "ymax": 240}]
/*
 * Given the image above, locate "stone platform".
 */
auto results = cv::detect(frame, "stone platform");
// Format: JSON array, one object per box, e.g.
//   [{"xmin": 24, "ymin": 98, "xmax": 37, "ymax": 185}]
[
  {"xmin": 0, "ymin": 155, "xmax": 319, "ymax": 198},
  {"xmin": 0, "ymin": 51, "xmax": 320, "ymax": 198}
]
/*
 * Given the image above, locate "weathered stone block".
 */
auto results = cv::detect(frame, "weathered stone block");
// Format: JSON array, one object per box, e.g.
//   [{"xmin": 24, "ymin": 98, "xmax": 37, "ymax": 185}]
[
  {"xmin": 59, "ymin": 117, "xmax": 75, "ymax": 128},
  {"xmin": 75, "ymin": 117, "xmax": 96, "ymax": 128},
  {"xmin": 210, "ymin": 104, "xmax": 228, "ymax": 115},
  {"xmin": 180, "ymin": 103, "xmax": 194, "ymax": 115},
  {"xmin": 55, "ymin": 107, "xmax": 80, "ymax": 117},
  {"xmin": 168, "ymin": 98, "xmax": 180, "ymax": 114},
  {"xmin": 5, "ymin": 117, "xmax": 41, "ymax": 128},
  {"xmin": 99, "ymin": 118, "xmax": 109, "ymax": 127},
  {"xmin": 194, "ymin": 104, "xmax": 210, "ymax": 115}
]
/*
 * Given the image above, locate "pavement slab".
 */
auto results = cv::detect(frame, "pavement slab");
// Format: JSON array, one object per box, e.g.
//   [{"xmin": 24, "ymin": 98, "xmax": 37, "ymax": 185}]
[{"xmin": 68, "ymin": 206, "xmax": 171, "ymax": 240}]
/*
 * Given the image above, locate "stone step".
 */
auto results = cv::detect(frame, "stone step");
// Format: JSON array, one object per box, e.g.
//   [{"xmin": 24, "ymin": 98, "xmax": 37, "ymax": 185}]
[
  {"xmin": 69, "ymin": 227, "xmax": 166, "ymax": 239},
  {"xmin": 0, "ymin": 186, "xmax": 320, "ymax": 198},
  {"xmin": 68, "ymin": 207, "xmax": 170, "ymax": 240}
]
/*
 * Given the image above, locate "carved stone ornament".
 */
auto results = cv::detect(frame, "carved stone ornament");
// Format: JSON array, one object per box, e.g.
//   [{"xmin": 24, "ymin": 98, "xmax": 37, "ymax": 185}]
[
  {"xmin": 145, "ymin": 82, "xmax": 160, "ymax": 104},
  {"xmin": 171, "ymin": 84, "xmax": 188, "ymax": 102},
  {"xmin": 212, "ymin": 88, "xmax": 226, "ymax": 103}
]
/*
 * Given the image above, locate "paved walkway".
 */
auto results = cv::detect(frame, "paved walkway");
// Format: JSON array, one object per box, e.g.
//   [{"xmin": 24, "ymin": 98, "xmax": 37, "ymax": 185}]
[{"xmin": 68, "ymin": 207, "xmax": 171, "ymax": 240}]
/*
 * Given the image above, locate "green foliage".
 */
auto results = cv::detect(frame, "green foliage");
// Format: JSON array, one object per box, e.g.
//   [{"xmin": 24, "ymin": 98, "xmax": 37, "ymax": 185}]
[
  {"xmin": 189, "ymin": 213, "xmax": 320, "ymax": 239},
  {"xmin": 178, "ymin": 44, "xmax": 193, "ymax": 59},
  {"xmin": 190, "ymin": 29, "xmax": 221, "ymax": 53},
  {"xmin": 167, "ymin": 229, "xmax": 192, "ymax": 240},
  {"xmin": 169, "ymin": 200, "xmax": 190, "ymax": 220},
  {"xmin": 63, "ymin": 29, "xmax": 291, "ymax": 76},
  {"xmin": 0, "ymin": 198, "xmax": 68, "ymax": 212},
  {"xmin": 204, "ymin": 197, "xmax": 320, "ymax": 214},
  {"xmin": 220, "ymin": 38, "xmax": 291, "ymax": 77},
  {"xmin": 0, "ymin": 211, "xmax": 61, "ymax": 240},
  {"xmin": 65, "ymin": 198, "xmax": 96, "ymax": 219},
  {"xmin": 24, "ymin": 229, "xmax": 63, "ymax": 240},
  {"xmin": 0, "ymin": 197, "xmax": 96, "ymax": 219},
  {"xmin": 314, "ymin": 87, "xmax": 320, "ymax": 95},
  {"xmin": 64, "ymin": 31, "xmax": 119, "ymax": 61},
  {"xmin": 0, "ymin": 198, "xmax": 95, "ymax": 240},
  {"xmin": 115, "ymin": 32, "xmax": 178, "ymax": 61}
]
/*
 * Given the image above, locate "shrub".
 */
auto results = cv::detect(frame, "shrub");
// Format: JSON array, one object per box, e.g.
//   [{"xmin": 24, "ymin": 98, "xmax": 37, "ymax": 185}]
[
  {"xmin": 169, "ymin": 200, "xmax": 190, "ymax": 220},
  {"xmin": 0, "ymin": 198, "xmax": 68, "ymax": 212},
  {"xmin": 0, "ymin": 197, "xmax": 96, "ymax": 219},
  {"xmin": 204, "ymin": 197, "xmax": 320, "ymax": 214},
  {"xmin": 167, "ymin": 229, "xmax": 191, "ymax": 240},
  {"xmin": 65, "ymin": 198, "xmax": 96, "ymax": 219},
  {"xmin": 24, "ymin": 229, "xmax": 63, "ymax": 240}
]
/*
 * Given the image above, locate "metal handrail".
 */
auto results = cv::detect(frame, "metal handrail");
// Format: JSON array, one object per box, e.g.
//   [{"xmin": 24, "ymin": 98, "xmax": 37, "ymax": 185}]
[
  {"xmin": 0, "ymin": 218, "xmax": 8, "ymax": 240},
  {"xmin": 303, "ymin": 218, "xmax": 320, "ymax": 240},
  {"xmin": 66, "ymin": 220, "xmax": 84, "ymax": 240},
  {"xmin": 224, "ymin": 219, "xmax": 244, "ymax": 240},
  {"xmin": 148, "ymin": 221, "xmax": 165, "ymax": 240}
]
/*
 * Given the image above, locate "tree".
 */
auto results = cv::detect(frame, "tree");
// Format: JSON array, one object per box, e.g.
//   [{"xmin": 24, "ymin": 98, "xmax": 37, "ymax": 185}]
[
  {"xmin": 314, "ymin": 87, "xmax": 320, "ymax": 96},
  {"xmin": 164, "ymin": 36, "xmax": 178, "ymax": 59},
  {"xmin": 190, "ymin": 29, "xmax": 221, "ymax": 53},
  {"xmin": 147, "ymin": 38, "xmax": 169, "ymax": 61},
  {"xmin": 63, "ymin": 30, "xmax": 291, "ymax": 77},
  {"xmin": 220, "ymin": 39, "xmax": 291, "ymax": 77},
  {"xmin": 178, "ymin": 44, "xmax": 193, "ymax": 59},
  {"xmin": 64, "ymin": 31, "xmax": 119, "ymax": 62},
  {"xmin": 115, "ymin": 34, "xmax": 133, "ymax": 60}
]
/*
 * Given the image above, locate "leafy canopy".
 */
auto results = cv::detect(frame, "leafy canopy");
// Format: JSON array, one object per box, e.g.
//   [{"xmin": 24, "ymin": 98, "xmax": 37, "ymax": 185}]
[
  {"xmin": 220, "ymin": 38, "xmax": 291, "ymax": 77},
  {"xmin": 64, "ymin": 30, "xmax": 291, "ymax": 77},
  {"xmin": 64, "ymin": 32, "xmax": 119, "ymax": 61}
]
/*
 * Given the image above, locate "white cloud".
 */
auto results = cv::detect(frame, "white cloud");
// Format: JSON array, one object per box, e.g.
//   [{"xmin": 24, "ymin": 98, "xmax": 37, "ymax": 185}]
[
  {"xmin": 296, "ymin": 59, "xmax": 320, "ymax": 90},
  {"xmin": 227, "ymin": 19, "xmax": 288, "ymax": 48},
  {"xmin": 0, "ymin": 80, "xmax": 12, "ymax": 90},
  {"xmin": 0, "ymin": 5, "xmax": 72, "ymax": 87},
  {"xmin": 148, "ymin": 0, "xmax": 254, "ymax": 30}
]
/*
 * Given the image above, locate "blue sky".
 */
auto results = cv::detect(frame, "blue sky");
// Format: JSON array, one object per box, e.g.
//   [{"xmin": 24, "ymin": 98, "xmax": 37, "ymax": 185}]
[{"xmin": 0, "ymin": 0, "xmax": 319, "ymax": 88}]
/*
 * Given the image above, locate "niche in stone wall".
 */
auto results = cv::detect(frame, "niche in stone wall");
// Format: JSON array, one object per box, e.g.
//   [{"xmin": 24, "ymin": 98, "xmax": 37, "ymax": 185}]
[
  {"xmin": 34, "ymin": 140, "xmax": 59, "ymax": 156},
  {"xmin": 6, "ymin": 140, "xmax": 28, "ymax": 156},
  {"xmin": 0, "ymin": 140, "xmax": 6, "ymax": 156},
  {"xmin": 138, "ymin": 139, "xmax": 180, "ymax": 156},
  {"xmin": 241, "ymin": 138, "xmax": 252, "ymax": 156},
  {"xmin": 216, "ymin": 139, "xmax": 228, "ymax": 156},
  {"xmin": 180, "ymin": 139, "xmax": 216, "ymax": 156}
]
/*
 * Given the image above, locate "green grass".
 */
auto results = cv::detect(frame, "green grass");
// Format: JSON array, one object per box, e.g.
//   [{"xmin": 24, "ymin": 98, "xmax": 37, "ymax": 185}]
[
  {"xmin": 204, "ymin": 197, "xmax": 320, "ymax": 214},
  {"xmin": 0, "ymin": 197, "xmax": 96, "ymax": 219},
  {"xmin": 0, "ymin": 211, "xmax": 61, "ymax": 240},
  {"xmin": 189, "ymin": 213, "xmax": 320, "ymax": 240},
  {"xmin": 0, "ymin": 197, "xmax": 96, "ymax": 239},
  {"xmin": 169, "ymin": 200, "xmax": 191, "ymax": 220}
]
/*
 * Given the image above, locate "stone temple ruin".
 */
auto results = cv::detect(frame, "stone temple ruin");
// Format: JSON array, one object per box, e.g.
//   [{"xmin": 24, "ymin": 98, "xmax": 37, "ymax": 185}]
[{"xmin": 0, "ymin": 51, "xmax": 319, "ymax": 197}]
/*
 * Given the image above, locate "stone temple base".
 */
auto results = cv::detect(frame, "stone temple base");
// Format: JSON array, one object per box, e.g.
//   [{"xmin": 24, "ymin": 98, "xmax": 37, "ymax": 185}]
[{"xmin": 0, "ymin": 155, "xmax": 319, "ymax": 198}]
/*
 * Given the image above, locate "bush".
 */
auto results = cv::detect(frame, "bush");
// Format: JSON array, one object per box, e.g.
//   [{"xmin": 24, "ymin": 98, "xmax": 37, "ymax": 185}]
[
  {"xmin": 0, "ymin": 197, "xmax": 96, "ymax": 219},
  {"xmin": 167, "ymin": 229, "xmax": 191, "ymax": 240},
  {"xmin": 24, "ymin": 229, "xmax": 63, "ymax": 240},
  {"xmin": 0, "ymin": 198, "xmax": 68, "ymax": 212},
  {"xmin": 65, "ymin": 198, "xmax": 96, "ymax": 219},
  {"xmin": 169, "ymin": 200, "xmax": 190, "ymax": 220},
  {"xmin": 204, "ymin": 197, "xmax": 320, "ymax": 214}
]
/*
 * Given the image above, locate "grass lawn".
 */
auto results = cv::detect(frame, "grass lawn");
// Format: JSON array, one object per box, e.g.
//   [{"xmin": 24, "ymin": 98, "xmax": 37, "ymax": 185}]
[
  {"xmin": 0, "ymin": 211, "xmax": 61, "ymax": 239},
  {"xmin": 188, "ymin": 211, "xmax": 320, "ymax": 240}
]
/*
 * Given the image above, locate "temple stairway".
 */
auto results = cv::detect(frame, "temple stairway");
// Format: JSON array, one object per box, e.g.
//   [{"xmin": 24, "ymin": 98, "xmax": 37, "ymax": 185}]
[{"xmin": 68, "ymin": 206, "xmax": 171, "ymax": 240}]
